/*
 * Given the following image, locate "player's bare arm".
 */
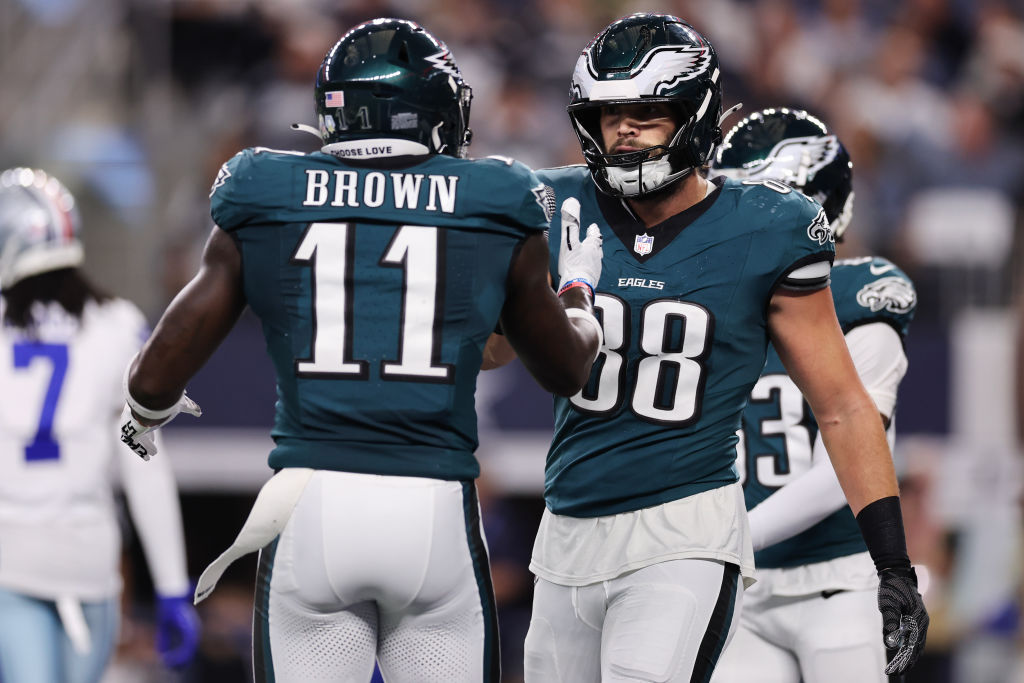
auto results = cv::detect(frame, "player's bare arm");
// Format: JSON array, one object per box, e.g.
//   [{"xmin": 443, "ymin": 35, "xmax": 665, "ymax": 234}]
[
  {"xmin": 481, "ymin": 268, "xmax": 551, "ymax": 371},
  {"xmin": 767, "ymin": 286, "xmax": 898, "ymax": 514},
  {"xmin": 500, "ymin": 232, "xmax": 600, "ymax": 396},
  {"xmin": 480, "ymin": 270, "xmax": 553, "ymax": 370},
  {"xmin": 746, "ymin": 320, "xmax": 905, "ymax": 549},
  {"xmin": 769, "ymin": 284, "xmax": 927, "ymax": 675},
  {"xmin": 129, "ymin": 226, "xmax": 247, "ymax": 411}
]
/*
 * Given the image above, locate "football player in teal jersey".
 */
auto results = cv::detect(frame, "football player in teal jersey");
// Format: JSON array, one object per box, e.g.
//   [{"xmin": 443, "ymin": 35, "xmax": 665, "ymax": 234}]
[
  {"xmin": 116, "ymin": 19, "xmax": 604, "ymax": 683},
  {"xmin": 486, "ymin": 13, "xmax": 927, "ymax": 682},
  {"xmin": 710, "ymin": 110, "xmax": 922, "ymax": 682}
]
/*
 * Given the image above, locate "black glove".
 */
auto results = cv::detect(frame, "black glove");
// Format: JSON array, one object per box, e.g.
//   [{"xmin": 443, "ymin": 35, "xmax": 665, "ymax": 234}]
[
  {"xmin": 878, "ymin": 566, "xmax": 928, "ymax": 675},
  {"xmin": 856, "ymin": 496, "xmax": 930, "ymax": 676}
]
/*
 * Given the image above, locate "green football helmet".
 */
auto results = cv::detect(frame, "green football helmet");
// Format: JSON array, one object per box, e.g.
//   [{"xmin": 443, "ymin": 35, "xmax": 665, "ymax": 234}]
[
  {"xmin": 568, "ymin": 13, "xmax": 723, "ymax": 198},
  {"xmin": 712, "ymin": 108, "xmax": 854, "ymax": 240},
  {"xmin": 314, "ymin": 18, "xmax": 472, "ymax": 158}
]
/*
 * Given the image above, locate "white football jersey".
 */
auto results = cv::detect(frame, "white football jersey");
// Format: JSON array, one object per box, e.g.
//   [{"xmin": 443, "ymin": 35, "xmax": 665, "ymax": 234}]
[{"xmin": 0, "ymin": 297, "xmax": 146, "ymax": 600}]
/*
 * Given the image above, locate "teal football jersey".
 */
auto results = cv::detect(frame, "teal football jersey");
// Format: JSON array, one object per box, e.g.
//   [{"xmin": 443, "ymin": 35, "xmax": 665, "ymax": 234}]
[
  {"xmin": 739, "ymin": 256, "xmax": 916, "ymax": 568},
  {"xmin": 210, "ymin": 148, "xmax": 551, "ymax": 480},
  {"xmin": 538, "ymin": 167, "xmax": 835, "ymax": 517}
]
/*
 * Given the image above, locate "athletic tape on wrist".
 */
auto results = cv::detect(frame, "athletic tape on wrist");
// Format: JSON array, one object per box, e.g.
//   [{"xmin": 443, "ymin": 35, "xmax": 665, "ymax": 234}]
[
  {"xmin": 565, "ymin": 307, "xmax": 604, "ymax": 360},
  {"xmin": 855, "ymin": 495, "xmax": 911, "ymax": 572},
  {"xmin": 123, "ymin": 359, "xmax": 179, "ymax": 422}
]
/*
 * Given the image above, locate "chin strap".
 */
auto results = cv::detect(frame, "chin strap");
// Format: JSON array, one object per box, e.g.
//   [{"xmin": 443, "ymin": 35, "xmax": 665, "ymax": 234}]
[{"xmin": 291, "ymin": 123, "xmax": 323, "ymax": 140}]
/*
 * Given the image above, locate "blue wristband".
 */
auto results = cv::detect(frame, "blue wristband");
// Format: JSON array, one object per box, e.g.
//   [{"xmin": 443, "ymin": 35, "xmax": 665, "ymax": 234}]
[{"xmin": 558, "ymin": 278, "xmax": 595, "ymax": 301}]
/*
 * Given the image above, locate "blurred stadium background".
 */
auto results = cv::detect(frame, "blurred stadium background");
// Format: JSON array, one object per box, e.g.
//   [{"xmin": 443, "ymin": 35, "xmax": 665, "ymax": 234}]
[{"xmin": 2, "ymin": 0, "xmax": 1023, "ymax": 681}]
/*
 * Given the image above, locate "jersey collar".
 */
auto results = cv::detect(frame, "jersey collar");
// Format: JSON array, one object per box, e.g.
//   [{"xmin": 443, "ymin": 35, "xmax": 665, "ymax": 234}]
[{"xmin": 597, "ymin": 175, "xmax": 724, "ymax": 264}]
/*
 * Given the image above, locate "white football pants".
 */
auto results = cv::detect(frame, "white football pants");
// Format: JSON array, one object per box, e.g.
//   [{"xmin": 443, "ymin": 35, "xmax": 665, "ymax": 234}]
[
  {"xmin": 252, "ymin": 471, "xmax": 499, "ymax": 683},
  {"xmin": 711, "ymin": 586, "xmax": 885, "ymax": 683},
  {"xmin": 524, "ymin": 559, "xmax": 742, "ymax": 682}
]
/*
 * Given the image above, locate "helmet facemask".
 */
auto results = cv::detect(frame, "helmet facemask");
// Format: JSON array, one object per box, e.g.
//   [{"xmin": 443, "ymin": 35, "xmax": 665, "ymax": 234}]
[
  {"xmin": 569, "ymin": 92, "xmax": 721, "ymax": 198},
  {"xmin": 568, "ymin": 13, "xmax": 724, "ymax": 198}
]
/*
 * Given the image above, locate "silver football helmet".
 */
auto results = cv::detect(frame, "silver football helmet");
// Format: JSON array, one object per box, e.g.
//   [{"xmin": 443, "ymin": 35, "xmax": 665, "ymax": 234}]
[{"xmin": 0, "ymin": 168, "xmax": 83, "ymax": 288}]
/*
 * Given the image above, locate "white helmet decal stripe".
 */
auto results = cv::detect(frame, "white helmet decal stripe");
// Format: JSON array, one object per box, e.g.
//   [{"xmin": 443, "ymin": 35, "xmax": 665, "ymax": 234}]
[{"xmin": 694, "ymin": 86, "xmax": 714, "ymax": 123}]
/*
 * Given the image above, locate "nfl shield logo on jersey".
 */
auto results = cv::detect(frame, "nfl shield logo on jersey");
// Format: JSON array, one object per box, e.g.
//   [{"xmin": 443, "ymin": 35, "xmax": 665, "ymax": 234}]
[{"xmin": 634, "ymin": 233, "xmax": 654, "ymax": 256}]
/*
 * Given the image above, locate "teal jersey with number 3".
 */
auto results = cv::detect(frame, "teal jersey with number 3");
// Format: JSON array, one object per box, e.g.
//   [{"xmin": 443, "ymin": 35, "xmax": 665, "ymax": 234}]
[
  {"xmin": 538, "ymin": 167, "xmax": 835, "ymax": 517},
  {"xmin": 210, "ymin": 148, "xmax": 551, "ymax": 480},
  {"xmin": 739, "ymin": 256, "xmax": 916, "ymax": 568}
]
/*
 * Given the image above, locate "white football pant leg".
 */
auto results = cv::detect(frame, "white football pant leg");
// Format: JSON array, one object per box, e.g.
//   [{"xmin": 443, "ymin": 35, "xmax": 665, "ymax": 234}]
[
  {"xmin": 255, "ymin": 471, "xmax": 498, "ymax": 683},
  {"xmin": 711, "ymin": 608, "xmax": 799, "ymax": 683},
  {"xmin": 525, "ymin": 559, "xmax": 742, "ymax": 683},
  {"xmin": 712, "ymin": 585, "xmax": 885, "ymax": 683},
  {"xmin": 796, "ymin": 589, "xmax": 886, "ymax": 683},
  {"xmin": 376, "ymin": 479, "xmax": 496, "ymax": 682},
  {"xmin": 524, "ymin": 579, "xmax": 603, "ymax": 683}
]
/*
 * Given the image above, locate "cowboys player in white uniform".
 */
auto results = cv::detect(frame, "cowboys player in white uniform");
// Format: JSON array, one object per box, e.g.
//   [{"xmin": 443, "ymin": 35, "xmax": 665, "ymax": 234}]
[
  {"xmin": 0, "ymin": 168, "xmax": 199, "ymax": 682},
  {"xmin": 710, "ymin": 110, "xmax": 921, "ymax": 682}
]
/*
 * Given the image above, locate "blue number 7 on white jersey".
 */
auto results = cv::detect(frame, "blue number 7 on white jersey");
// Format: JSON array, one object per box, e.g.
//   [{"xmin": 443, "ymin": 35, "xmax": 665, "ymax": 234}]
[{"xmin": 12, "ymin": 342, "xmax": 69, "ymax": 462}]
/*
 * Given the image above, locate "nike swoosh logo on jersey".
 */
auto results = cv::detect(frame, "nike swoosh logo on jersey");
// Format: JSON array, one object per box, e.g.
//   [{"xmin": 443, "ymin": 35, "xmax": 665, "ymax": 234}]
[{"xmin": 869, "ymin": 263, "xmax": 896, "ymax": 275}]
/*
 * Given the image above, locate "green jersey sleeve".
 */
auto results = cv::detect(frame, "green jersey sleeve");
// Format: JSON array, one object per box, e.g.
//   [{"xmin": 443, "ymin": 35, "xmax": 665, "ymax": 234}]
[
  {"xmin": 209, "ymin": 147, "xmax": 307, "ymax": 231},
  {"xmin": 744, "ymin": 182, "xmax": 836, "ymax": 293},
  {"xmin": 463, "ymin": 156, "xmax": 553, "ymax": 235},
  {"xmin": 830, "ymin": 256, "xmax": 916, "ymax": 339}
]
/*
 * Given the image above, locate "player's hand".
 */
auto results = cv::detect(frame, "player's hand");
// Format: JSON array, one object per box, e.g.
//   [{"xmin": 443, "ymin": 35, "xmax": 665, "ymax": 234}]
[
  {"xmin": 119, "ymin": 407, "xmax": 158, "ymax": 460},
  {"xmin": 556, "ymin": 197, "xmax": 603, "ymax": 299},
  {"xmin": 878, "ymin": 566, "xmax": 929, "ymax": 675},
  {"xmin": 155, "ymin": 591, "xmax": 201, "ymax": 668},
  {"xmin": 119, "ymin": 393, "xmax": 202, "ymax": 461}
]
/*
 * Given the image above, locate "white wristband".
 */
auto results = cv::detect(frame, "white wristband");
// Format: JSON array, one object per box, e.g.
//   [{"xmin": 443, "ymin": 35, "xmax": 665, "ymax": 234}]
[
  {"xmin": 565, "ymin": 307, "xmax": 604, "ymax": 361},
  {"xmin": 122, "ymin": 358, "xmax": 179, "ymax": 422}
]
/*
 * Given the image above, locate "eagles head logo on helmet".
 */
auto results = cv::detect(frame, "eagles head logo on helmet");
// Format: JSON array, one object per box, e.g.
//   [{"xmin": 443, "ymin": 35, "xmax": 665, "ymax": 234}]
[
  {"xmin": 712, "ymin": 107, "xmax": 855, "ymax": 240},
  {"xmin": 568, "ymin": 13, "xmax": 724, "ymax": 198},
  {"xmin": 303, "ymin": 18, "xmax": 473, "ymax": 159}
]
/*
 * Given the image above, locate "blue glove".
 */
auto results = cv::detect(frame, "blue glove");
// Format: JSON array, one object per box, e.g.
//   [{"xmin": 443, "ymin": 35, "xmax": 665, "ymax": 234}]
[{"xmin": 156, "ymin": 592, "xmax": 201, "ymax": 668}]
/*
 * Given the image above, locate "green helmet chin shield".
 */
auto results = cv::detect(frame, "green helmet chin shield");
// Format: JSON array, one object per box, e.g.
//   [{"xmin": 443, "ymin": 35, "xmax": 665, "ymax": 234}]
[
  {"xmin": 568, "ymin": 13, "xmax": 723, "ymax": 198},
  {"xmin": 314, "ymin": 18, "xmax": 473, "ymax": 158},
  {"xmin": 712, "ymin": 108, "xmax": 855, "ymax": 240}
]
